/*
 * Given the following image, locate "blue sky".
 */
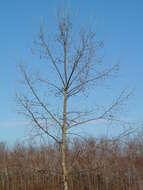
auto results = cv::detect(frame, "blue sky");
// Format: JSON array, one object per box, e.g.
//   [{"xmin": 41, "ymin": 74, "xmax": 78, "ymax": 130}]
[{"xmin": 0, "ymin": 0, "xmax": 143, "ymax": 144}]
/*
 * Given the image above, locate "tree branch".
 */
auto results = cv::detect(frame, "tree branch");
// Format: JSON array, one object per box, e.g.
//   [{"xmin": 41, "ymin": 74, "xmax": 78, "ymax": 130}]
[
  {"xmin": 39, "ymin": 29, "xmax": 65, "ymax": 86},
  {"xmin": 20, "ymin": 65, "xmax": 62, "ymax": 128}
]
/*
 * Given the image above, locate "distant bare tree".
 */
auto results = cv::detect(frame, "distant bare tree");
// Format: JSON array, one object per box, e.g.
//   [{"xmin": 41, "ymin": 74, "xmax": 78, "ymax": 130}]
[{"xmin": 17, "ymin": 11, "xmax": 130, "ymax": 190}]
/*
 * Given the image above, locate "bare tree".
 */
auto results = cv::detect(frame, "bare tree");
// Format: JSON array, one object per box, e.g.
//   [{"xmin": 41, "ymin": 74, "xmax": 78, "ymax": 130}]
[{"xmin": 17, "ymin": 12, "xmax": 130, "ymax": 190}]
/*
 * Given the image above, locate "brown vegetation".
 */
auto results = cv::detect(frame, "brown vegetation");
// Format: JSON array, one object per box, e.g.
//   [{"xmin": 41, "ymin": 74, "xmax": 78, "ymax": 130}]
[{"xmin": 0, "ymin": 133, "xmax": 142, "ymax": 190}]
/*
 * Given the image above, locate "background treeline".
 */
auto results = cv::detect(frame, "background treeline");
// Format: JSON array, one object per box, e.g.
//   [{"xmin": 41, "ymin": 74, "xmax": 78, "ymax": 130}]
[{"xmin": 0, "ymin": 132, "xmax": 143, "ymax": 190}]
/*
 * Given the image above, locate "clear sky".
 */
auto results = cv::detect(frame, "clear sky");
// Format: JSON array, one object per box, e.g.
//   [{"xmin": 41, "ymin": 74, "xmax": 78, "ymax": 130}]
[{"xmin": 0, "ymin": 0, "xmax": 143, "ymax": 144}]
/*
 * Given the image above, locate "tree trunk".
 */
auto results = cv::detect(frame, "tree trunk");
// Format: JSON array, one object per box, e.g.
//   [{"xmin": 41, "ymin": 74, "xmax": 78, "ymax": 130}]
[{"xmin": 62, "ymin": 87, "xmax": 68, "ymax": 190}]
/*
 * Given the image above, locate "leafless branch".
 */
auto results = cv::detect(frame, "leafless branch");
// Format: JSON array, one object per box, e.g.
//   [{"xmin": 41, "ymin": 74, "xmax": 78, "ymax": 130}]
[
  {"xmin": 19, "ymin": 65, "xmax": 62, "ymax": 128},
  {"xmin": 39, "ymin": 28, "xmax": 65, "ymax": 86},
  {"xmin": 17, "ymin": 95, "xmax": 60, "ymax": 144},
  {"xmin": 68, "ymin": 89, "xmax": 132, "ymax": 129}
]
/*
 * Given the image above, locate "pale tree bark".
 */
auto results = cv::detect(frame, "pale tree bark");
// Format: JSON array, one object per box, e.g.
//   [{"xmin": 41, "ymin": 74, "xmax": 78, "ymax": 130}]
[
  {"xmin": 62, "ymin": 87, "xmax": 68, "ymax": 190},
  {"xmin": 61, "ymin": 37, "xmax": 68, "ymax": 190}
]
